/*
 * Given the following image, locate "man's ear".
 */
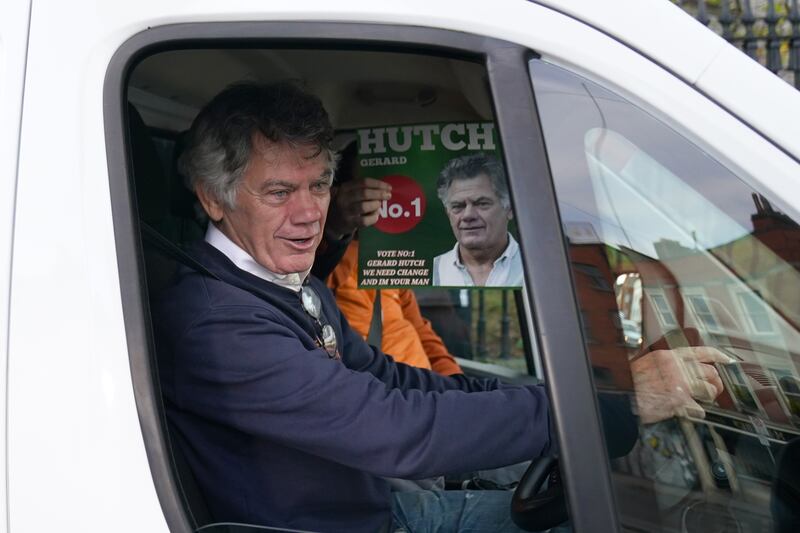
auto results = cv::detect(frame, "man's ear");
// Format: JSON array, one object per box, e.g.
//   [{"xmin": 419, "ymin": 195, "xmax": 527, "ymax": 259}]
[
  {"xmin": 507, "ymin": 206, "xmax": 514, "ymax": 221},
  {"xmin": 195, "ymin": 186, "xmax": 225, "ymax": 223}
]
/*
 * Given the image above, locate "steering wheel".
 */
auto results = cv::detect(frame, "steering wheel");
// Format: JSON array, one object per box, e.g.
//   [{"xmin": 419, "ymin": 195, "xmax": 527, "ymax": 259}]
[{"xmin": 511, "ymin": 456, "xmax": 568, "ymax": 531}]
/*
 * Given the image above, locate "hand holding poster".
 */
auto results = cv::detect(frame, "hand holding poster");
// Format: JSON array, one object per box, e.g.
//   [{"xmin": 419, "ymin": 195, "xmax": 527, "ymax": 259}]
[{"xmin": 356, "ymin": 122, "xmax": 522, "ymax": 288}]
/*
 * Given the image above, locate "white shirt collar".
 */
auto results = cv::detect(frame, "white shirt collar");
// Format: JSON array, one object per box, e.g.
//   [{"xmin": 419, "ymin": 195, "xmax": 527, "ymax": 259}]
[
  {"xmin": 205, "ymin": 224, "xmax": 307, "ymax": 292},
  {"xmin": 452, "ymin": 233, "xmax": 519, "ymax": 269}
]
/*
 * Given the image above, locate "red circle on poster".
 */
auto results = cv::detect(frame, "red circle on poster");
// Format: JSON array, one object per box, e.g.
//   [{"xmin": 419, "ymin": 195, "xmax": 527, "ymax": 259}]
[{"xmin": 374, "ymin": 175, "xmax": 427, "ymax": 234}]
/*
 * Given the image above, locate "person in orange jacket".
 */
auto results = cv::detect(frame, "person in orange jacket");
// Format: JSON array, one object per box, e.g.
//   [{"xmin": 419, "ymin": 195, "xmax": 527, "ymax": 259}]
[
  {"xmin": 315, "ymin": 142, "xmax": 462, "ymax": 376},
  {"xmin": 327, "ymin": 239, "xmax": 462, "ymax": 375}
]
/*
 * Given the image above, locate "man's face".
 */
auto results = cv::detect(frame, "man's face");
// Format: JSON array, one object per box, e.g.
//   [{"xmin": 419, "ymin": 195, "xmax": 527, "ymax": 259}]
[
  {"xmin": 443, "ymin": 173, "xmax": 511, "ymax": 255},
  {"xmin": 198, "ymin": 136, "xmax": 332, "ymax": 274}
]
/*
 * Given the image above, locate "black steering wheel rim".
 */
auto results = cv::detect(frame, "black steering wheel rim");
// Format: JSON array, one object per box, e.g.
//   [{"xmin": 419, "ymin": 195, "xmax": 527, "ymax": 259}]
[{"xmin": 511, "ymin": 456, "xmax": 569, "ymax": 531}]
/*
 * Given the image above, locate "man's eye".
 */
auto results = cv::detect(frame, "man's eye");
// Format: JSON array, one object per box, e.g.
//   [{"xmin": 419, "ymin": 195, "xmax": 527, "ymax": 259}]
[
  {"xmin": 311, "ymin": 181, "xmax": 331, "ymax": 194},
  {"xmin": 269, "ymin": 190, "xmax": 290, "ymax": 199}
]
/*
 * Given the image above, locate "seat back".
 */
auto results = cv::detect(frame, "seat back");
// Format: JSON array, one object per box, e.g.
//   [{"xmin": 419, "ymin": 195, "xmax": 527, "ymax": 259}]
[{"xmin": 129, "ymin": 103, "xmax": 213, "ymax": 530}]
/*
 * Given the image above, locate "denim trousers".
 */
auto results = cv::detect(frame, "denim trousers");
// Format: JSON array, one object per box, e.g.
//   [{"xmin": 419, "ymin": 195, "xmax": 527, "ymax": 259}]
[{"xmin": 391, "ymin": 489, "xmax": 570, "ymax": 533}]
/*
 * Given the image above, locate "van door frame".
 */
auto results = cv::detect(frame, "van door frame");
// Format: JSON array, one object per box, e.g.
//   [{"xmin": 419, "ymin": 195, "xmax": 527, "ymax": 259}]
[
  {"xmin": 104, "ymin": 21, "xmax": 618, "ymax": 532},
  {"xmin": 2, "ymin": 1, "xmax": 33, "ymax": 529}
]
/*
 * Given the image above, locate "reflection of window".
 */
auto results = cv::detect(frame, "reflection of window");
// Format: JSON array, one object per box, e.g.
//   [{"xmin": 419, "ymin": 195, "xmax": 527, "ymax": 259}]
[
  {"xmin": 579, "ymin": 311, "xmax": 596, "ymax": 343},
  {"xmin": 723, "ymin": 364, "xmax": 762, "ymax": 413},
  {"xmin": 685, "ymin": 294, "xmax": 721, "ymax": 333},
  {"xmin": 647, "ymin": 292, "xmax": 677, "ymax": 328},
  {"xmin": 737, "ymin": 291, "xmax": 775, "ymax": 334},
  {"xmin": 772, "ymin": 369, "xmax": 800, "ymax": 417},
  {"xmin": 573, "ymin": 263, "xmax": 612, "ymax": 291},
  {"xmin": 610, "ymin": 311, "xmax": 622, "ymax": 329},
  {"xmin": 615, "ymin": 272, "xmax": 642, "ymax": 327}
]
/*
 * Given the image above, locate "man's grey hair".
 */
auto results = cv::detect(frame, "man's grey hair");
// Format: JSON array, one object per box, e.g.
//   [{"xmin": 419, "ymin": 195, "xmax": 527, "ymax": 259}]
[
  {"xmin": 179, "ymin": 81, "xmax": 337, "ymax": 210},
  {"xmin": 436, "ymin": 153, "xmax": 510, "ymax": 210}
]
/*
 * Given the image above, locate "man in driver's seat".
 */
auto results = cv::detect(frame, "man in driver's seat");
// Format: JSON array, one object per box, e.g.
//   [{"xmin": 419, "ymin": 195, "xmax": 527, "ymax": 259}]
[{"xmin": 153, "ymin": 82, "xmax": 725, "ymax": 533}]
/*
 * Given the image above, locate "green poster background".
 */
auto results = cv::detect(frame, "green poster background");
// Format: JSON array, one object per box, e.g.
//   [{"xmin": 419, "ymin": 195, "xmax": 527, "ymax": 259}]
[{"xmin": 356, "ymin": 122, "xmax": 515, "ymax": 288}]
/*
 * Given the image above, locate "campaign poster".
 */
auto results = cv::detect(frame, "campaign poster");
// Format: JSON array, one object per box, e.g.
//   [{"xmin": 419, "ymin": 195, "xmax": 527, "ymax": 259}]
[{"xmin": 355, "ymin": 122, "xmax": 521, "ymax": 288}]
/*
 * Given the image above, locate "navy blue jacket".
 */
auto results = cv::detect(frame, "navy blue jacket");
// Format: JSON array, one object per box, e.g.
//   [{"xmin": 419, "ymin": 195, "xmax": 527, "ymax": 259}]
[{"xmin": 154, "ymin": 242, "xmax": 553, "ymax": 532}]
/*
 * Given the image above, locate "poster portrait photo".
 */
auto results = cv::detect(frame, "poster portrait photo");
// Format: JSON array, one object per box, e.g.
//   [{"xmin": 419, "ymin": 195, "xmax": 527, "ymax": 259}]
[
  {"xmin": 432, "ymin": 153, "xmax": 523, "ymax": 288},
  {"xmin": 356, "ymin": 122, "xmax": 522, "ymax": 289}
]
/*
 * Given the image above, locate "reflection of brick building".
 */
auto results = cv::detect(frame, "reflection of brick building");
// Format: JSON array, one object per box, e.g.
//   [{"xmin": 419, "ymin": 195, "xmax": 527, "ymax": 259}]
[
  {"xmin": 564, "ymin": 223, "xmax": 634, "ymax": 390},
  {"xmin": 566, "ymin": 196, "xmax": 800, "ymax": 424},
  {"xmin": 633, "ymin": 196, "xmax": 800, "ymax": 355},
  {"xmin": 712, "ymin": 195, "xmax": 800, "ymax": 332},
  {"xmin": 568, "ymin": 243, "xmax": 633, "ymax": 390}
]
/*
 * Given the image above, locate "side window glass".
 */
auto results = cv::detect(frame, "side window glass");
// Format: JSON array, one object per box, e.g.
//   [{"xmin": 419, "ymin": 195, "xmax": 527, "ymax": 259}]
[
  {"xmin": 414, "ymin": 286, "xmax": 533, "ymax": 378},
  {"xmin": 532, "ymin": 58, "xmax": 800, "ymax": 531}
]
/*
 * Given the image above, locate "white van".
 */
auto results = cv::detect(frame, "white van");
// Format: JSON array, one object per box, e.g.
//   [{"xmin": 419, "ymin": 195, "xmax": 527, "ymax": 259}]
[{"xmin": 2, "ymin": 0, "xmax": 800, "ymax": 531}]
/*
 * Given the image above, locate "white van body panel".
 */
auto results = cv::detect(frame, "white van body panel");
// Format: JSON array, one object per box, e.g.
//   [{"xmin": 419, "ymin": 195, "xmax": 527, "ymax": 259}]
[
  {"xmin": 7, "ymin": 1, "xmax": 800, "ymax": 531},
  {"xmin": 8, "ymin": 1, "xmax": 167, "ymax": 532},
  {"xmin": 696, "ymin": 43, "xmax": 800, "ymax": 159},
  {"xmin": 532, "ymin": 0, "xmax": 728, "ymax": 83},
  {"xmin": 0, "ymin": 0, "xmax": 30, "ymax": 530},
  {"xmin": 532, "ymin": 0, "xmax": 800, "ymax": 160}
]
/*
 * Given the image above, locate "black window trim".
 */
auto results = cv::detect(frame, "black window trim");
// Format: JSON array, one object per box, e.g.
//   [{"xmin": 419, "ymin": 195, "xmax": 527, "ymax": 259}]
[{"xmin": 104, "ymin": 21, "xmax": 619, "ymax": 532}]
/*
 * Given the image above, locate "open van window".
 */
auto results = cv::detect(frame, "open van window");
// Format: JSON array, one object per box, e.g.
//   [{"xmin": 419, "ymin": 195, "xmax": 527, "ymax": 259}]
[
  {"xmin": 119, "ymin": 39, "xmax": 548, "ymax": 531},
  {"xmin": 127, "ymin": 45, "xmax": 538, "ymax": 372}
]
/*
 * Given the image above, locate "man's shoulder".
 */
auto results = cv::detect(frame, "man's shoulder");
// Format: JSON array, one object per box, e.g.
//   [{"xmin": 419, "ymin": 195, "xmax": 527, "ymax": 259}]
[
  {"xmin": 433, "ymin": 246, "xmax": 456, "ymax": 267},
  {"xmin": 153, "ymin": 241, "xmax": 277, "ymax": 321},
  {"xmin": 505, "ymin": 235, "xmax": 524, "ymax": 280},
  {"xmin": 154, "ymin": 266, "xmax": 267, "ymax": 327},
  {"xmin": 432, "ymin": 246, "xmax": 462, "ymax": 285}
]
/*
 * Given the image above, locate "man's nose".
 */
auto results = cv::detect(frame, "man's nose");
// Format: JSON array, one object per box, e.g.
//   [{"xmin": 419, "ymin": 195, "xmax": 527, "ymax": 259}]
[
  {"xmin": 462, "ymin": 203, "xmax": 478, "ymax": 219},
  {"xmin": 290, "ymin": 188, "xmax": 323, "ymax": 224}
]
